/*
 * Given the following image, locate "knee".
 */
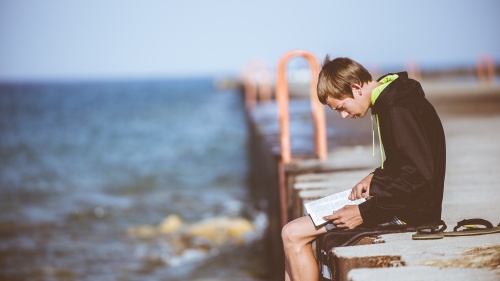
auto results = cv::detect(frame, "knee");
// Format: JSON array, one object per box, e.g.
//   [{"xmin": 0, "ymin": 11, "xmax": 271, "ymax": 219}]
[{"xmin": 281, "ymin": 220, "xmax": 302, "ymax": 248}]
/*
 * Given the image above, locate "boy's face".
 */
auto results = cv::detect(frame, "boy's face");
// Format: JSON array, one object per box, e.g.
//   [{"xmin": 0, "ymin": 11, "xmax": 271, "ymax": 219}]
[{"xmin": 325, "ymin": 91, "xmax": 370, "ymax": 119}]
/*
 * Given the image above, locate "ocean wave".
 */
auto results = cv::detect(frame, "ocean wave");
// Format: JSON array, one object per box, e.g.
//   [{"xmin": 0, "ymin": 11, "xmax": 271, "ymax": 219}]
[{"xmin": 127, "ymin": 211, "xmax": 269, "ymax": 269}]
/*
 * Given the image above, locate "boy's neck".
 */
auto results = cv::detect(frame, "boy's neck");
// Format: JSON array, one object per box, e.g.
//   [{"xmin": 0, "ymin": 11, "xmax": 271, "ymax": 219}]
[{"xmin": 364, "ymin": 80, "xmax": 382, "ymax": 100}]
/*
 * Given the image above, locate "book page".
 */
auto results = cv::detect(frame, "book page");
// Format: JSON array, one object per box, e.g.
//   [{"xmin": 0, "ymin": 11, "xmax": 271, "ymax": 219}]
[{"xmin": 304, "ymin": 189, "xmax": 366, "ymax": 226}]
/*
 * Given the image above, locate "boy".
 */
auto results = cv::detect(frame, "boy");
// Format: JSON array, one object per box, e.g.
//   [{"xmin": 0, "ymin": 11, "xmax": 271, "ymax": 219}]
[{"xmin": 281, "ymin": 56, "xmax": 446, "ymax": 281}]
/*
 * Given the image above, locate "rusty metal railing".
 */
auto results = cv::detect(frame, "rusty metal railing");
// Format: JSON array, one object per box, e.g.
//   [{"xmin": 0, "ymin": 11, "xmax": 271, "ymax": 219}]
[
  {"xmin": 243, "ymin": 58, "xmax": 272, "ymax": 111},
  {"xmin": 275, "ymin": 50, "xmax": 327, "ymax": 164},
  {"xmin": 275, "ymin": 50, "xmax": 327, "ymax": 226},
  {"xmin": 476, "ymin": 54, "xmax": 495, "ymax": 84}
]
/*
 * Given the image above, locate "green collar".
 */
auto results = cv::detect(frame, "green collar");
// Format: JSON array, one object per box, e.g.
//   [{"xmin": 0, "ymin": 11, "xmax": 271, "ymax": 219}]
[{"xmin": 371, "ymin": 74, "xmax": 399, "ymax": 105}]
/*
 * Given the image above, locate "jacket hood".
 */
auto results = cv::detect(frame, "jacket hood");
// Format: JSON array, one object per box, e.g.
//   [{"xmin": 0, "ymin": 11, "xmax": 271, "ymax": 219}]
[{"xmin": 371, "ymin": 72, "xmax": 425, "ymax": 115}]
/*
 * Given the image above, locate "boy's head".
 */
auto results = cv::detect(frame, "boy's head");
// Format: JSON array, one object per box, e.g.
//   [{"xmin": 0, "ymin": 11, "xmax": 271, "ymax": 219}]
[{"xmin": 317, "ymin": 56, "xmax": 372, "ymax": 104}]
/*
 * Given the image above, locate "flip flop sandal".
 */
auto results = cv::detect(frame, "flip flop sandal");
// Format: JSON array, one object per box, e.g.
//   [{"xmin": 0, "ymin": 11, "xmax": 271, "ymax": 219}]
[
  {"xmin": 444, "ymin": 218, "xmax": 500, "ymax": 237},
  {"xmin": 412, "ymin": 220, "xmax": 447, "ymax": 240}
]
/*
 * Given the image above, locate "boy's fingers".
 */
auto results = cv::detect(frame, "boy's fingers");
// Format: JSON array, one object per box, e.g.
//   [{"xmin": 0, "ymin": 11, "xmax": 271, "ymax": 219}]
[
  {"xmin": 350, "ymin": 184, "xmax": 361, "ymax": 200},
  {"xmin": 354, "ymin": 185, "xmax": 363, "ymax": 199},
  {"xmin": 323, "ymin": 212, "xmax": 339, "ymax": 221},
  {"xmin": 323, "ymin": 215, "xmax": 334, "ymax": 221},
  {"xmin": 348, "ymin": 191, "xmax": 355, "ymax": 200}
]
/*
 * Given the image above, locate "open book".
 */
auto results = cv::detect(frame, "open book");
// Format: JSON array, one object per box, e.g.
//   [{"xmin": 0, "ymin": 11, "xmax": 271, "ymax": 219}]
[{"xmin": 304, "ymin": 189, "xmax": 366, "ymax": 226}]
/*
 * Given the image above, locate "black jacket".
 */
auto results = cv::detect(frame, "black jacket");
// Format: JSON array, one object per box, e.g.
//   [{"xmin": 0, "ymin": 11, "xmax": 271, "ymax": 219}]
[{"xmin": 358, "ymin": 72, "xmax": 446, "ymax": 226}]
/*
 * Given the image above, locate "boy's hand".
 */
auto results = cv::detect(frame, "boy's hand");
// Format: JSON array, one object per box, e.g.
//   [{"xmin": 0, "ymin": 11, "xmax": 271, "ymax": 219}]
[
  {"xmin": 323, "ymin": 205, "xmax": 363, "ymax": 229},
  {"xmin": 349, "ymin": 173, "xmax": 373, "ymax": 200}
]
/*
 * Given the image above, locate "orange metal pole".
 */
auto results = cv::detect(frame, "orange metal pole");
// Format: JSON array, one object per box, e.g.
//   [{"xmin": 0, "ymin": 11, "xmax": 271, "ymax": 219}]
[
  {"xmin": 257, "ymin": 68, "xmax": 272, "ymax": 105},
  {"xmin": 485, "ymin": 54, "xmax": 495, "ymax": 84},
  {"xmin": 277, "ymin": 160, "xmax": 287, "ymax": 227},
  {"xmin": 477, "ymin": 55, "xmax": 485, "ymax": 82},
  {"xmin": 275, "ymin": 50, "xmax": 327, "ymax": 227},
  {"xmin": 407, "ymin": 59, "xmax": 421, "ymax": 80},
  {"xmin": 243, "ymin": 69, "xmax": 257, "ymax": 111},
  {"xmin": 276, "ymin": 50, "xmax": 327, "ymax": 164},
  {"xmin": 252, "ymin": 59, "xmax": 273, "ymax": 105},
  {"xmin": 476, "ymin": 54, "xmax": 496, "ymax": 84},
  {"xmin": 243, "ymin": 59, "xmax": 273, "ymax": 111}
]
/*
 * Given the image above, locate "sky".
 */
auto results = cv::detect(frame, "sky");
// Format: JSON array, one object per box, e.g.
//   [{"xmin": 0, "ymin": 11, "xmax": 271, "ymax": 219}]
[{"xmin": 0, "ymin": 0, "xmax": 499, "ymax": 81}]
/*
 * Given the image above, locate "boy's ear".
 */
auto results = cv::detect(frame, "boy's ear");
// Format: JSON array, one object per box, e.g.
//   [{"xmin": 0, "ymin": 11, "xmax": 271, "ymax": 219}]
[{"xmin": 350, "ymin": 84, "xmax": 362, "ymax": 95}]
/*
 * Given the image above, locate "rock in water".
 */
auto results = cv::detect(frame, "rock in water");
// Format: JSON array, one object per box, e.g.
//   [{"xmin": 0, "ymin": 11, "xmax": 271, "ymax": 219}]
[
  {"xmin": 158, "ymin": 214, "xmax": 183, "ymax": 234},
  {"xmin": 186, "ymin": 217, "xmax": 254, "ymax": 245}
]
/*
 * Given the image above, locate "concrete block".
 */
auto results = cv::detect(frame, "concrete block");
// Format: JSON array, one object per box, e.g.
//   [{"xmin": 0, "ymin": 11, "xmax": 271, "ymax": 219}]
[
  {"xmin": 348, "ymin": 266, "xmax": 500, "ymax": 281},
  {"xmin": 330, "ymin": 232, "xmax": 500, "ymax": 281}
]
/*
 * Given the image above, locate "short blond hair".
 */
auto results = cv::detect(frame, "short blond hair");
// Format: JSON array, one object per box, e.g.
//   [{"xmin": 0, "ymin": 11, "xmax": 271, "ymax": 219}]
[{"xmin": 317, "ymin": 56, "xmax": 372, "ymax": 104}]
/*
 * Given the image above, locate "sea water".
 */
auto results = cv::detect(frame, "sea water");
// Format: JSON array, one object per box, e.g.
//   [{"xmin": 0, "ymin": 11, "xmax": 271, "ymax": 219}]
[{"xmin": 0, "ymin": 78, "xmax": 270, "ymax": 281}]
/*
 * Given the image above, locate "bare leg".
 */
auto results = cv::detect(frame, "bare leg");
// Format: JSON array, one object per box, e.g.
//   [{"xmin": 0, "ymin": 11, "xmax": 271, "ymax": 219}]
[
  {"xmin": 285, "ymin": 256, "xmax": 292, "ymax": 281},
  {"xmin": 282, "ymin": 216, "xmax": 327, "ymax": 281}
]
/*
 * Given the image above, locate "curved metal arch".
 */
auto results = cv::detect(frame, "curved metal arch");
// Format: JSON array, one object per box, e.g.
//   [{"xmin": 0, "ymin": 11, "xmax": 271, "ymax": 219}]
[{"xmin": 275, "ymin": 50, "xmax": 327, "ymax": 164}]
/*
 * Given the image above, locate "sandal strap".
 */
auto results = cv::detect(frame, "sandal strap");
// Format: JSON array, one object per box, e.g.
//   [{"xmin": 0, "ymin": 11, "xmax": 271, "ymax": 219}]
[
  {"xmin": 416, "ymin": 220, "xmax": 447, "ymax": 233},
  {"xmin": 454, "ymin": 218, "xmax": 493, "ymax": 232}
]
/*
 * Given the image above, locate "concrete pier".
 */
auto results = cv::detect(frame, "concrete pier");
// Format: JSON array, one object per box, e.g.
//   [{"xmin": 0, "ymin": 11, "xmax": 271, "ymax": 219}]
[{"xmin": 245, "ymin": 77, "xmax": 500, "ymax": 280}]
